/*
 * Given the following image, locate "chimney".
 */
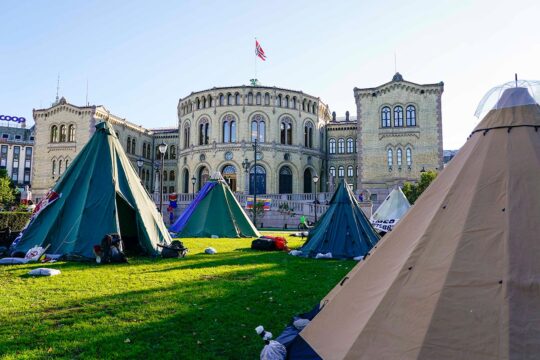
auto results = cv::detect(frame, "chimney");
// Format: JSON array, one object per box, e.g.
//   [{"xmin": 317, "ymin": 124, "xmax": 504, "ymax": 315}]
[
  {"xmin": 345, "ymin": 111, "xmax": 350, "ymax": 122},
  {"xmin": 332, "ymin": 111, "xmax": 336, "ymax": 122}
]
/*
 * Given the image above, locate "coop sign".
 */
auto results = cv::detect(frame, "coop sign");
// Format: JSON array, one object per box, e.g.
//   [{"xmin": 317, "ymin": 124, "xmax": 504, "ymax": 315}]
[{"xmin": 0, "ymin": 115, "xmax": 26, "ymax": 123}]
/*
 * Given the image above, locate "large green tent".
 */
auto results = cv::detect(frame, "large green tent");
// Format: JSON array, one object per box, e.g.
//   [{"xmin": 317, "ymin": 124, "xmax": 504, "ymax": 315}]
[
  {"xmin": 298, "ymin": 180, "xmax": 380, "ymax": 259},
  {"xmin": 170, "ymin": 179, "xmax": 260, "ymax": 238},
  {"xmin": 11, "ymin": 122, "xmax": 171, "ymax": 258}
]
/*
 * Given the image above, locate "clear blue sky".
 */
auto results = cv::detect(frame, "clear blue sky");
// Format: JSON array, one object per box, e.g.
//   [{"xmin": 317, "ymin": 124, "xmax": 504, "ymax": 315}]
[{"xmin": 1, "ymin": 0, "xmax": 538, "ymax": 148}]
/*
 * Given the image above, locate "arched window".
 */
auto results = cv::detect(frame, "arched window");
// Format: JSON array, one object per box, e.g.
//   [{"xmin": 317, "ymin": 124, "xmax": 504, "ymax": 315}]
[
  {"xmin": 284, "ymin": 96, "xmax": 289, "ymax": 108},
  {"xmin": 202, "ymin": 97, "xmax": 206, "ymax": 108},
  {"xmin": 65, "ymin": 159, "xmax": 69, "ymax": 169},
  {"xmin": 164, "ymin": 147, "xmax": 169, "ymax": 160},
  {"xmin": 52, "ymin": 159, "xmax": 56, "ymax": 176},
  {"xmin": 381, "ymin": 106, "xmax": 391, "ymax": 127},
  {"xmin": 338, "ymin": 166, "xmax": 345, "ymax": 178},
  {"xmin": 127, "ymin": 137, "xmax": 131, "ymax": 154},
  {"xmin": 188, "ymin": 102, "xmax": 192, "ymax": 113},
  {"xmin": 58, "ymin": 160, "xmax": 63, "ymax": 175},
  {"xmin": 329, "ymin": 139, "xmax": 336, "ymax": 154},
  {"xmin": 347, "ymin": 138, "xmax": 354, "ymax": 153},
  {"xmin": 146, "ymin": 169, "xmax": 150, "ymax": 189},
  {"xmin": 312, "ymin": 103, "xmax": 316, "ymax": 114},
  {"xmin": 68, "ymin": 125, "xmax": 75, "ymax": 142},
  {"xmin": 208, "ymin": 95, "xmax": 213, "ymax": 107},
  {"xmin": 248, "ymin": 93, "xmax": 253, "ymax": 105},
  {"xmin": 219, "ymin": 94, "xmax": 225, "ymax": 106},
  {"xmin": 251, "ymin": 114, "xmax": 265, "ymax": 142},
  {"xmin": 249, "ymin": 165, "xmax": 266, "ymax": 195},
  {"xmin": 169, "ymin": 170, "xmax": 175, "ymax": 181},
  {"xmin": 170, "ymin": 145, "xmax": 176, "ymax": 160},
  {"xmin": 387, "ymin": 149, "xmax": 393, "ymax": 167},
  {"xmin": 131, "ymin": 138, "xmax": 136, "ymax": 154},
  {"xmin": 280, "ymin": 117, "xmax": 293, "ymax": 145},
  {"xmin": 60, "ymin": 125, "xmax": 67, "ymax": 142},
  {"xmin": 397, "ymin": 148, "xmax": 402, "ymax": 167},
  {"xmin": 222, "ymin": 165, "xmax": 237, "ymax": 192},
  {"xmin": 163, "ymin": 170, "xmax": 168, "ymax": 182},
  {"xmin": 169, "ymin": 186, "xmax": 175, "ymax": 193},
  {"xmin": 183, "ymin": 169, "xmax": 189, "ymax": 193},
  {"xmin": 235, "ymin": 93, "xmax": 241, "ymax": 105},
  {"xmin": 278, "ymin": 166, "xmax": 293, "ymax": 194},
  {"xmin": 292, "ymin": 97, "xmax": 297, "ymax": 109},
  {"xmin": 394, "ymin": 106, "xmax": 404, "ymax": 127},
  {"xmin": 222, "ymin": 114, "xmax": 236, "ymax": 143},
  {"xmin": 406, "ymin": 105, "xmax": 417, "ymax": 126},
  {"xmin": 276, "ymin": 94, "xmax": 282, "ymax": 107},
  {"xmin": 347, "ymin": 165, "xmax": 354, "ymax": 177},
  {"xmin": 50, "ymin": 126, "xmax": 58, "ymax": 143},
  {"xmin": 264, "ymin": 93, "xmax": 270, "ymax": 105},
  {"xmin": 338, "ymin": 138, "xmax": 345, "ymax": 154},
  {"xmin": 199, "ymin": 167, "xmax": 210, "ymax": 190},
  {"xmin": 183, "ymin": 125, "xmax": 190, "ymax": 149},
  {"xmin": 304, "ymin": 122, "xmax": 313, "ymax": 148},
  {"xmin": 196, "ymin": 98, "xmax": 200, "ymax": 110},
  {"xmin": 329, "ymin": 166, "xmax": 336, "ymax": 178},
  {"xmin": 256, "ymin": 93, "xmax": 262, "ymax": 105},
  {"xmin": 302, "ymin": 99, "xmax": 306, "ymax": 111},
  {"xmin": 199, "ymin": 117, "xmax": 210, "ymax": 145},
  {"xmin": 227, "ymin": 93, "xmax": 233, "ymax": 105},
  {"xmin": 406, "ymin": 148, "xmax": 412, "ymax": 166}
]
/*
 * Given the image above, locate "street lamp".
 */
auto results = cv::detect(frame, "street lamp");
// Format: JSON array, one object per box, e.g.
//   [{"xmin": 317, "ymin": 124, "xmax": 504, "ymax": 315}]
[
  {"xmin": 136, "ymin": 157, "xmax": 144, "ymax": 178},
  {"xmin": 313, "ymin": 173, "xmax": 319, "ymax": 223},
  {"xmin": 420, "ymin": 166, "xmax": 427, "ymax": 173},
  {"xmin": 158, "ymin": 142, "xmax": 168, "ymax": 215},
  {"xmin": 252, "ymin": 139, "xmax": 259, "ymax": 228},
  {"xmin": 191, "ymin": 176, "xmax": 196, "ymax": 197},
  {"xmin": 242, "ymin": 158, "xmax": 251, "ymax": 194}
]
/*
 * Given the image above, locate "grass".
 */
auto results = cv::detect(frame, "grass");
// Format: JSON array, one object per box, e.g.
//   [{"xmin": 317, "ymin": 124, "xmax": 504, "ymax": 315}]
[{"xmin": 0, "ymin": 233, "xmax": 355, "ymax": 359}]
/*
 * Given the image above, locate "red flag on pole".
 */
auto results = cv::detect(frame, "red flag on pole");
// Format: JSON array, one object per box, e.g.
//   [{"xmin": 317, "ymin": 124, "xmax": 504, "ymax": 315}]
[{"xmin": 255, "ymin": 40, "xmax": 266, "ymax": 61}]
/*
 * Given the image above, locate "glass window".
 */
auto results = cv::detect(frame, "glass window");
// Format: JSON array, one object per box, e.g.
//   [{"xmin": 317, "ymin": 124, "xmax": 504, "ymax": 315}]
[
  {"xmin": 52, "ymin": 160, "xmax": 56, "ymax": 176},
  {"xmin": 12, "ymin": 146, "xmax": 20, "ymax": 170},
  {"xmin": 280, "ymin": 117, "xmax": 293, "ymax": 145},
  {"xmin": 347, "ymin": 138, "xmax": 354, "ymax": 153},
  {"xmin": 387, "ymin": 149, "xmax": 393, "ymax": 167},
  {"xmin": 127, "ymin": 137, "xmax": 131, "ymax": 154},
  {"xmin": 51, "ymin": 126, "xmax": 58, "ymax": 143},
  {"xmin": 60, "ymin": 125, "xmax": 67, "ymax": 142},
  {"xmin": 24, "ymin": 147, "xmax": 32, "ymax": 169},
  {"xmin": 329, "ymin": 166, "xmax": 336, "ymax": 177},
  {"xmin": 394, "ymin": 106, "xmax": 404, "ymax": 127},
  {"xmin": 248, "ymin": 93, "xmax": 253, "ymax": 105},
  {"xmin": 338, "ymin": 139, "xmax": 345, "ymax": 153},
  {"xmin": 338, "ymin": 166, "xmax": 344, "ymax": 177},
  {"xmin": 397, "ymin": 148, "xmax": 402, "ymax": 167},
  {"xmin": 251, "ymin": 114, "xmax": 265, "ymax": 142},
  {"xmin": 304, "ymin": 122, "xmax": 314, "ymax": 148},
  {"xmin": 0, "ymin": 145, "xmax": 7, "ymax": 168},
  {"xmin": 381, "ymin": 107, "xmax": 391, "ymax": 128},
  {"xmin": 256, "ymin": 93, "xmax": 261, "ymax": 105},
  {"xmin": 329, "ymin": 139, "xmax": 336, "ymax": 154},
  {"xmin": 406, "ymin": 105, "xmax": 417, "ymax": 126},
  {"xmin": 264, "ymin": 93, "xmax": 270, "ymax": 105},
  {"xmin": 406, "ymin": 148, "xmax": 412, "ymax": 166},
  {"xmin": 347, "ymin": 165, "xmax": 354, "ymax": 177}
]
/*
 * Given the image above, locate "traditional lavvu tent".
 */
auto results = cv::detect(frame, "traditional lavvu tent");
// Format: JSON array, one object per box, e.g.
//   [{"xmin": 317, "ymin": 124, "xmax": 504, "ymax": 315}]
[
  {"xmin": 297, "ymin": 180, "xmax": 379, "ymax": 259},
  {"xmin": 370, "ymin": 187, "xmax": 411, "ymax": 232},
  {"xmin": 11, "ymin": 122, "xmax": 171, "ymax": 259},
  {"xmin": 288, "ymin": 82, "xmax": 540, "ymax": 359},
  {"xmin": 169, "ymin": 178, "xmax": 260, "ymax": 238}
]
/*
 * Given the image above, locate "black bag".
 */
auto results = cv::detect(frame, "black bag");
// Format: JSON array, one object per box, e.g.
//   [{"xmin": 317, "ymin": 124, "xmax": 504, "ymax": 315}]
[
  {"xmin": 160, "ymin": 240, "xmax": 188, "ymax": 258},
  {"xmin": 100, "ymin": 234, "xmax": 128, "ymax": 263},
  {"xmin": 251, "ymin": 238, "xmax": 277, "ymax": 251}
]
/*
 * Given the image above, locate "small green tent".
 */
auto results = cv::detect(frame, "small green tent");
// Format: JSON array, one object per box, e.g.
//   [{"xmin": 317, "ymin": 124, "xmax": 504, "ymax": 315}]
[
  {"xmin": 170, "ymin": 179, "xmax": 260, "ymax": 238},
  {"xmin": 299, "ymin": 180, "xmax": 380, "ymax": 259},
  {"xmin": 11, "ymin": 122, "xmax": 171, "ymax": 258}
]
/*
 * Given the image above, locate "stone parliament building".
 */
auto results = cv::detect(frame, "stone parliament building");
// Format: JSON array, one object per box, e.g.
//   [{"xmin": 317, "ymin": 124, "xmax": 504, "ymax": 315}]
[{"xmin": 31, "ymin": 73, "xmax": 444, "ymax": 209}]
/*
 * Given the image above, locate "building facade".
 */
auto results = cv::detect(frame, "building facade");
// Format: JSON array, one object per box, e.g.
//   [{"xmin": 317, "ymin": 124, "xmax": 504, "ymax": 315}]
[
  {"xmin": 354, "ymin": 73, "xmax": 444, "ymax": 203},
  {"xmin": 0, "ymin": 124, "xmax": 34, "ymax": 187}
]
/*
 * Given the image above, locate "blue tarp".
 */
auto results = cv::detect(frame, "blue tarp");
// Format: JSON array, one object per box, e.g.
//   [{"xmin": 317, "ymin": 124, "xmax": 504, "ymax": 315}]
[{"xmin": 169, "ymin": 181, "xmax": 216, "ymax": 233}]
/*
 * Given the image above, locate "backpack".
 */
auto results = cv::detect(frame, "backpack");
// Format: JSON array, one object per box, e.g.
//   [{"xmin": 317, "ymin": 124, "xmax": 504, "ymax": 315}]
[
  {"xmin": 161, "ymin": 240, "xmax": 188, "ymax": 258},
  {"xmin": 251, "ymin": 238, "xmax": 277, "ymax": 251}
]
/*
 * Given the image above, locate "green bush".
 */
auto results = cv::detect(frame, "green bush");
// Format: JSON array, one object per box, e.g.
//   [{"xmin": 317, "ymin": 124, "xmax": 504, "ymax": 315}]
[{"xmin": 0, "ymin": 212, "xmax": 32, "ymax": 231}]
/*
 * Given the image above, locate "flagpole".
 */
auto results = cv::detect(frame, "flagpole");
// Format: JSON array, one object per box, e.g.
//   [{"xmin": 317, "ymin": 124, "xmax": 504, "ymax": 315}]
[{"xmin": 254, "ymin": 37, "xmax": 257, "ymax": 81}]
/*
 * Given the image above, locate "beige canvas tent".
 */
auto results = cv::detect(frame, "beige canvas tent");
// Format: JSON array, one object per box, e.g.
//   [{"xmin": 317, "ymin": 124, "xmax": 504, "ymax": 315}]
[
  {"xmin": 370, "ymin": 187, "xmax": 411, "ymax": 232},
  {"xmin": 295, "ymin": 84, "xmax": 540, "ymax": 359}
]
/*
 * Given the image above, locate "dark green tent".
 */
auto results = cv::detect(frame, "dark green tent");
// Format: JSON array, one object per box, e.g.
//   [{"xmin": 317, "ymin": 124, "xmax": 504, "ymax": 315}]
[
  {"xmin": 170, "ymin": 179, "xmax": 260, "ymax": 238},
  {"xmin": 11, "ymin": 122, "xmax": 171, "ymax": 258},
  {"xmin": 299, "ymin": 180, "xmax": 380, "ymax": 259}
]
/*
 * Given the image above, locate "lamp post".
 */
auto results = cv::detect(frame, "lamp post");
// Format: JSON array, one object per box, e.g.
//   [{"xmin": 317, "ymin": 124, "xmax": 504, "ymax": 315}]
[
  {"xmin": 313, "ymin": 173, "xmax": 319, "ymax": 223},
  {"xmin": 136, "ymin": 157, "xmax": 144, "ymax": 178},
  {"xmin": 191, "ymin": 176, "xmax": 196, "ymax": 197},
  {"xmin": 158, "ymin": 142, "xmax": 168, "ymax": 215},
  {"xmin": 252, "ymin": 139, "xmax": 259, "ymax": 228},
  {"xmin": 242, "ymin": 158, "xmax": 250, "ymax": 194}
]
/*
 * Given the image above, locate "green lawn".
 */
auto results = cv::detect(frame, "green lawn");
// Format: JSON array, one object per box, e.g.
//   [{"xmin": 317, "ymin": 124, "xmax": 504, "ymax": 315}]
[{"xmin": 0, "ymin": 233, "xmax": 355, "ymax": 359}]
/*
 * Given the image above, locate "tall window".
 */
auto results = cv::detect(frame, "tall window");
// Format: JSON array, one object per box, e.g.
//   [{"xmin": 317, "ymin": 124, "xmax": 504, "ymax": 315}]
[
  {"xmin": 338, "ymin": 138, "xmax": 345, "ymax": 154},
  {"xmin": 276, "ymin": 95, "xmax": 282, "ymax": 107},
  {"xmin": 284, "ymin": 96, "xmax": 289, "ymax": 108},
  {"xmin": 406, "ymin": 105, "xmax": 417, "ymax": 126},
  {"xmin": 347, "ymin": 165, "xmax": 354, "ymax": 177},
  {"xmin": 170, "ymin": 170, "xmax": 175, "ymax": 181},
  {"xmin": 68, "ymin": 125, "xmax": 75, "ymax": 142},
  {"xmin": 227, "ymin": 94, "xmax": 233, "ymax": 105},
  {"xmin": 219, "ymin": 94, "xmax": 225, "ymax": 106},
  {"xmin": 264, "ymin": 93, "xmax": 270, "ymax": 105},
  {"xmin": 247, "ymin": 93, "xmax": 253, "ymax": 105},
  {"xmin": 60, "ymin": 125, "xmax": 67, "ymax": 142},
  {"xmin": 0, "ymin": 145, "xmax": 7, "ymax": 168},
  {"xmin": 381, "ymin": 106, "xmax": 391, "ymax": 128},
  {"xmin": 127, "ymin": 137, "xmax": 131, "ymax": 154},
  {"xmin": 58, "ymin": 160, "xmax": 63, "ymax": 176},
  {"xmin": 235, "ymin": 93, "xmax": 241, "ymax": 105},
  {"xmin": 183, "ymin": 125, "xmax": 190, "ymax": 149},
  {"xmin": 304, "ymin": 122, "xmax": 313, "ymax": 148},
  {"xmin": 163, "ymin": 170, "xmax": 168, "ymax": 182},
  {"xmin": 329, "ymin": 166, "xmax": 336, "ymax": 178},
  {"xmin": 387, "ymin": 149, "xmax": 393, "ymax": 167},
  {"xmin": 394, "ymin": 106, "xmax": 404, "ymax": 127},
  {"xmin": 256, "ymin": 93, "xmax": 262, "ymax": 105},
  {"xmin": 170, "ymin": 145, "xmax": 176, "ymax": 160},
  {"xmin": 251, "ymin": 114, "xmax": 266, "ymax": 142},
  {"xmin": 52, "ymin": 160, "xmax": 56, "ymax": 177},
  {"xmin": 280, "ymin": 117, "xmax": 293, "ymax": 145},
  {"xmin": 406, "ymin": 148, "xmax": 412, "ymax": 166},
  {"xmin": 131, "ymin": 138, "xmax": 136, "ymax": 154},
  {"xmin": 292, "ymin": 97, "xmax": 297, "ymax": 109},
  {"xmin": 12, "ymin": 146, "xmax": 20, "ymax": 181},
  {"xmin": 329, "ymin": 139, "xmax": 336, "ymax": 154},
  {"xmin": 397, "ymin": 148, "xmax": 402, "ymax": 167},
  {"xmin": 24, "ymin": 147, "xmax": 32, "ymax": 169},
  {"xmin": 50, "ymin": 126, "xmax": 58, "ymax": 143},
  {"xmin": 338, "ymin": 166, "xmax": 344, "ymax": 178},
  {"xmin": 199, "ymin": 118, "xmax": 210, "ymax": 145},
  {"xmin": 222, "ymin": 114, "xmax": 236, "ymax": 143},
  {"xmin": 347, "ymin": 138, "xmax": 354, "ymax": 153}
]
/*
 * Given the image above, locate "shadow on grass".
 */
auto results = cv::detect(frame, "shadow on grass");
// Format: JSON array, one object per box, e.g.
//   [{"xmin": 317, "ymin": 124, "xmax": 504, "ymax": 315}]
[{"xmin": 0, "ymin": 259, "xmax": 349, "ymax": 360}]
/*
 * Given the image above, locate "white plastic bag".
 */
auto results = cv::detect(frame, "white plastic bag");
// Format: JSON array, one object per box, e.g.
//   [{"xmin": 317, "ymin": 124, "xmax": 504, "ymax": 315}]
[
  {"xmin": 260, "ymin": 340, "xmax": 286, "ymax": 360},
  {"xmin": 204, "ymin": 247, "xmax": 217, "ymax": 254},
  {"xmin": 315, "ymin": 252, "xmax": 332, "ymax": 259},
  {"xmin": 28, "ymin": 268, "xmax": 61, "ymax": 276},
  {"xmin": 289, "ymin": 250, "xmax": 302, "ymax": 256}
]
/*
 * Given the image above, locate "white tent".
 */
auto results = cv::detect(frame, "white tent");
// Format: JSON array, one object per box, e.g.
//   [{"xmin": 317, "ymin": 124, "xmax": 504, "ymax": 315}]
[{"xmin": 370, "ymin": 187, "xmax": 411, "ymax": 232}]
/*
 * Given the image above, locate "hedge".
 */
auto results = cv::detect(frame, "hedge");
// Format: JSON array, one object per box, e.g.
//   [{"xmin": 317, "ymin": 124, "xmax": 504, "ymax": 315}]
[{"xmin": 0, "ymin": 212, "xmax": 32, "ymax": 231}]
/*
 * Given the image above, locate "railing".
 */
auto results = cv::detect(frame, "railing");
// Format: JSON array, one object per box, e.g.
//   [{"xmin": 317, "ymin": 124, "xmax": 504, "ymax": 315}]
[{"xmin": 158, "ymin": 192, "xmax": 335, "ymax": 204}]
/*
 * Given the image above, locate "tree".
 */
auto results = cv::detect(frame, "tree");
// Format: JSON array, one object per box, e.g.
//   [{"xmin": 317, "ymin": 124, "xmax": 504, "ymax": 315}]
[
  {"xmin": 0, "ymin": 175, "xmax": 15, "ymax": 208},
  {"xmin": 402, "ymin": 170, "xmax": 438, "ymax": 204},
  {"xmin": 248, "ymin": 199, "xmax": 266, "ymax": 224}
]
